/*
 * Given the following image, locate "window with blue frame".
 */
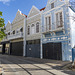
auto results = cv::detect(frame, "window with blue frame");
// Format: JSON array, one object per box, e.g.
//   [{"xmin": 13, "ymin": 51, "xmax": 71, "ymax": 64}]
[
  {"xmin": 55, "ymin": 31, "xmax": 64, "ymax": 36},
  {"xmin": 51, "ymin": 3, "xmax": 54, "ymax": 9},
  {"xmin": 45, "ymin": 33, "xmax": 52, "ymax": 37},
  {"xmin": 45, "ymin": 16, "xmax": 51, "ymax": 31},
  {"xmin": 56, "ymin": 12, "xmax": 63, "ymax": 28}
]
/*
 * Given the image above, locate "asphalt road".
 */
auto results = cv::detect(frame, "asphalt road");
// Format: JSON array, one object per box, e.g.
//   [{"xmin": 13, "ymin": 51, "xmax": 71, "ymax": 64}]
[{"xmin": 0, "ymin": 55, "xmax": 75, "ymax": 75}]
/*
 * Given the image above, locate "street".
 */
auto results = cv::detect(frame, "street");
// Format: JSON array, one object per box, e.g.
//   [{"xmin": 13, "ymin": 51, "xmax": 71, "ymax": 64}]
[{"xmin": 0, "ymin": 54, "xmax": 75, "ymax": 75}]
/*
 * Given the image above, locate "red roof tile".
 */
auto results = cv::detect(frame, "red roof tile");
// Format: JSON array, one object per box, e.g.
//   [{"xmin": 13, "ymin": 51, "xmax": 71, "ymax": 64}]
[
  {"xmin": 21, "ymin": 7, "xmax": 45, "ymax": 18},
  {"xmin": 22, "ymin": 13, "xmax": 27, "ymax": 17},
  {"xmin": 40, "ymin": 7, "xmax": 46, "ymax": 11}
]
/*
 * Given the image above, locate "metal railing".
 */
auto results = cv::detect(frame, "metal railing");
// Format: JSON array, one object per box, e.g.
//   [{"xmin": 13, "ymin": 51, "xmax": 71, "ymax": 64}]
[
  {"xmin": 8, "ymin": 32, "xmax": 23, "ymax": 40},
  {"xmin": 42, "ymin": 21, "xmax": 64, "ymax": 33},
  {"xmin": 2, "ymin": 32, "xmax": 23, "ymax": 41}
]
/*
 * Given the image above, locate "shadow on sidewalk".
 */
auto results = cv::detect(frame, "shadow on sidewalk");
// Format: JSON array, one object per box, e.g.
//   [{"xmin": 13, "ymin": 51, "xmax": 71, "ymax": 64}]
[{"xmin": 0, "ymin": 54, "xmax": 75, "ymax": 75}]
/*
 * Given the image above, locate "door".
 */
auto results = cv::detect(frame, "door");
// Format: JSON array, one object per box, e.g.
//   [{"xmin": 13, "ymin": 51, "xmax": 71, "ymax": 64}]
[
  {"xmin": 10, "ymin": 41, "xmax": 23, "ymax": 56},
  {"xmin": 43, "ymin": 44, "xmax": 48, "ymax": 58},
  {"xmin": 48, "ymin": 43, "xmax": 54, "ymax": 59},
  {"xmin": 2, "ymin": 44, "xmax": 5, "ymax": 54},
  {"xmin": 0, "ymin": 45, "xmax": 2, "ymax": 54},
  {"xmin": 26, "ymin": 44, "xmax": 40, "ymax": 58},
  {"xmin": 43, "ymin": 43, "xmax": 53, "ymax": 59},
  {"xmin": 5, "ymin": 43, "xmax": 10, "ymax": 54},
  {"xmin": 43, "ymin": 42, "xmax": 62, "ymax": 60},
  {"xmin": 53, "ymin": 43, "xmax": 62, "ymax": 60}
]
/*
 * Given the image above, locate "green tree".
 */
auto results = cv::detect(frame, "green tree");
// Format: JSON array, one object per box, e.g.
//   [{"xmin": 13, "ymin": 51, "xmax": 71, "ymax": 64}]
[{"xmin": 0, "ymin": 11, "xmax": 6, "ymax": 41}]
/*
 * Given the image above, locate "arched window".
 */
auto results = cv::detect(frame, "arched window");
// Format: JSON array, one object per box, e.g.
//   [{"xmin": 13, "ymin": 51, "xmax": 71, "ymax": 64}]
[
  {"xmin": 31, "ymin": 24, "xmax": 35, "ymax": 34},
  {"xmin": 28, "ymin": 26, "xmax": 30, "ymax": 35},
  {"xmin": 20, "ymin": 27, "xmax": 23, "ymax": 32},
  {"xmin": 13, "ymin": 30, "xmax": 15, "ymax": 34},
  {"xmin": 36, "ymin": 22, "xmax": 39, "ymax": 33},
  {"xmin": 8, "ymin": 32, "xmax": 10, "ymax": 35}
]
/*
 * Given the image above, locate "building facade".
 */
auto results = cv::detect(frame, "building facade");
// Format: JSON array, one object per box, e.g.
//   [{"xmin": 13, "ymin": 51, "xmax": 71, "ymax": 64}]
[
  {"xmin": 1, "ymin": 10, "xmax": 27, "ymax": 56},
  {"xmin": 1, "ymin": 21, "xmax": 11, "ymax": 54},
  {"xmin": 1, "ymin": 0, "xmax": 75, "ymax": 61},
  {"xmin": 41, "ymin": 0, "xmax": 75, "ymax": 61},
  {"xmin": 26, "ymin": 6, "xmax": 45, "ymax": 58}
]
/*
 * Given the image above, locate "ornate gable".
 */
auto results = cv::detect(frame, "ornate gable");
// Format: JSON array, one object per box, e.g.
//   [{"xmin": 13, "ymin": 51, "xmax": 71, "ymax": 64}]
[
  {"xmin": 28, "ymin": 6, "xmax": 40, "ymax": 18},
  {"xmin": 47, "ymin": 0, "xmax": 56, "ymax": 4},
  {"xmin": 44, "ymin": 0, "xmax": 68, "ymax": 12},
  {"xmin": 6, "ymin": 21, "xmax": 11, "ymax": 31},
  {"xmin": 47, "ymin": 0, "xmax": 68, "ymax": 6},
  {"xmin": 6, "ymin": 21, "xmax": 11, "ymax": 29},
  {"xmin": 12, "ymin": 9, "xmax": 25, "ymax": 24}
]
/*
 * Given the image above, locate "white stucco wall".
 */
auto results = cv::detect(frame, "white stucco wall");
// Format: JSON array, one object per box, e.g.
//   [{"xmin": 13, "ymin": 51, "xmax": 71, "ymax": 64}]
[{"xmin": 69, "ymin": 7, "xmax": 75, "ymax": 48}]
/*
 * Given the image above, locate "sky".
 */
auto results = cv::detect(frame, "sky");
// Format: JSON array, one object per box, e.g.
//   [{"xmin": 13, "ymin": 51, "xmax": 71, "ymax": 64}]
[{"xmin": 0, "ymin": 0, "xmax": 48, "ymax": 25}]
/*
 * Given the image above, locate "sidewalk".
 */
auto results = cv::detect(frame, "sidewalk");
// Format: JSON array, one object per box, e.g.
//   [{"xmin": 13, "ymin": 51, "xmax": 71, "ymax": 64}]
[
  {"xmin": 0, "ymin": 55, "xmax": 75, "ymax": 75},
  {"xmin": 22, "ymin": 57, "xmax": 71, "ymax": 69},
  {"xmin": 0, "ymin": 67, "xmax": 2, "ymax": 75},
  {"xmin": 0, "ymin": 60, "xmax": 2, "ymax": 75}
]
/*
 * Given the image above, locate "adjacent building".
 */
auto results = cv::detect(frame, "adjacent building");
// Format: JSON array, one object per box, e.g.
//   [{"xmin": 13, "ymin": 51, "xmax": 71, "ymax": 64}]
[
  {"xmin": 1, "ymin": 21, "xmax": 11, "ymax": 54},
  {"xmin": 41, "ymin": 0, "xmax": 75, "ymax": 61},
  {"xmin": 26, "ymin": 6, "xmax": 45, "ymax": 58},
  {"xmin": 1, "ymin": 10, "xmax": 27, "ymax": 56}
]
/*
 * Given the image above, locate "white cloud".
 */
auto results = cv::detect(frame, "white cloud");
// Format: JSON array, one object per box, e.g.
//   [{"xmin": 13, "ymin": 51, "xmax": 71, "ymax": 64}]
[{"xmin": 0, "ymin": 0, "xmax": 14, "ymax": 4}]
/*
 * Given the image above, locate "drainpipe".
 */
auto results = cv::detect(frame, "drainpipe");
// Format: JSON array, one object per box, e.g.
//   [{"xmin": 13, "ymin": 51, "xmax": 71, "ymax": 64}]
[
  {"xmin": 40, "ymin": 38, "xmax": 43, "ymax": 59},
  {"xmin": 23, "ymin": 17, "xmax": 26, "ymax": 57},
  {"xmin": 40, "ymin": 11, "xmax": 43, "ymax": 59}
]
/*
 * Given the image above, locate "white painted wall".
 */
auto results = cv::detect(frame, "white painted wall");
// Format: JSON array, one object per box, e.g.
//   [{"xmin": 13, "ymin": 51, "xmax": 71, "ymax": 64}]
[{"xmin": 69, "ymin": 7, "xmax": 75, "ymax": 48}]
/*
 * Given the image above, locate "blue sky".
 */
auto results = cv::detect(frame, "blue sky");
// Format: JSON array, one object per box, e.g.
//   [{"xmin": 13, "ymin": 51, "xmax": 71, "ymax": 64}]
[{"xmin": 0, "ymin": 0, "xmax": 48, "ymax": 25}]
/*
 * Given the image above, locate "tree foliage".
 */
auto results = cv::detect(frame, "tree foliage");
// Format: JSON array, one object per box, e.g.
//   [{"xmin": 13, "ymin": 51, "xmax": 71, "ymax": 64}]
[{"xmin": 0, "ymin": 11, "xmax": 6, "ymax": 41}]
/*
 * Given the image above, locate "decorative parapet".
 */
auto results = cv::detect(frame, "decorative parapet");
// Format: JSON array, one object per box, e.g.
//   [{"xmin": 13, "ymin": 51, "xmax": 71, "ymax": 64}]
[{"xmin": 42, "ymin": 35, "xmax": 68, "ymax": 43}]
